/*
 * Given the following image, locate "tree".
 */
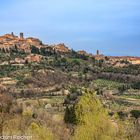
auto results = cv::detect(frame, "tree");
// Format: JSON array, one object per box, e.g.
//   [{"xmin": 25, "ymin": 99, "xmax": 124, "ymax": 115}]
[
  {"xmin": 40, "ymin": 47, "xmax": 46, "ymax": 55},
  {"xmin": 134, "ymin": 118, "xmax": 140, "ymax": 140},
  {"xmin": 30, "ymin": 45, "xmax": 40, "ymax": 54},
  {"xmin": 130, "ymin": 110, "xmax": 140, "ymax": 119},
  {"xmin": 66, "ymin": 90, "xmax": 118, "ymax": 140},
  {"xmin": 64, "ymin": 106, "xmax": 76, "ymax": 124}
]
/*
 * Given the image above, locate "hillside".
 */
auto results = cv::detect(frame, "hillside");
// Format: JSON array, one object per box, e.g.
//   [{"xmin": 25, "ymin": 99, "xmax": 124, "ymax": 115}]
[
  {"xmin": 0, "ymin": 32, "xmax": 140, "ymax": 140},
  {"xmin": 0, "ymin": 32, "xmax": 70, "ymax": 53}
]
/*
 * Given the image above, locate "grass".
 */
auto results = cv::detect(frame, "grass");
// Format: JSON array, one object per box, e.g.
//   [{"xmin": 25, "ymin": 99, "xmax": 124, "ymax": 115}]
[
  {"xmin": 122, "ymin": 95, "xmax": 140, "ymax": 99},
  {"xmin": 45, "ymin": 96, "xmax": 65, "ymax": 104},
  {"xmin": 93, "ymin": 79, "xmax": 125, "ymax": 90}
]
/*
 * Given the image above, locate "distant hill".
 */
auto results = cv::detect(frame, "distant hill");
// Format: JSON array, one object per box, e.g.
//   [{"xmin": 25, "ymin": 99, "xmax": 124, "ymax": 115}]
[{"xmin": 0, "ymin": 32, "xmax": 140, "ymax": 65}]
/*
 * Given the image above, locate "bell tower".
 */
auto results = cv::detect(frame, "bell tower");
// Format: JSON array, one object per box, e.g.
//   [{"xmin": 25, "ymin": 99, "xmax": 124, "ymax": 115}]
[
  {"xmin": 20, "ymin": 32, "xmax": 24, "ymax": 39},
  {"xmin": 11, "ymin": 32, "xmax": 14, "ymax": 37},
  {"xmin": 96, "ymin": 50, "xmax": 99, "ymax": 56}
]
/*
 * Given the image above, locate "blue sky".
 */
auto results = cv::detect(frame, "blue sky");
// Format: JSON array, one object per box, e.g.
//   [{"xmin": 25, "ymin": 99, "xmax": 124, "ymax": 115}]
[{"xmin": 0, "ymin": 0, "xmax": 140, "ymax": 56}]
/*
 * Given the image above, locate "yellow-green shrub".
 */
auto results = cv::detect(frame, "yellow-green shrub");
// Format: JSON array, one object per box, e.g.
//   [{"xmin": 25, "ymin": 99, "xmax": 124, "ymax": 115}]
[
  {"xmin": 72, "ymin": 91, "xmax": 117, "ymax": 140},
  {"xmin": 27, "ymin": 122, "xmax": 54, "ymax": 140}
]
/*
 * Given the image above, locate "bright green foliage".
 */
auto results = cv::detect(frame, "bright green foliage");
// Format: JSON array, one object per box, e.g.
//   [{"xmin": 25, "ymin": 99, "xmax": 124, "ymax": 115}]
[{"xmin": 72, "ymin": 91, "xmax": 117, "ymax": 140}]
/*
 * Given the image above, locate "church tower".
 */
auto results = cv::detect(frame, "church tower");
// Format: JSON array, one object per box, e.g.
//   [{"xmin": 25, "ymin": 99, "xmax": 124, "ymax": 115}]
[
  {"xmin": 96, "ymin": 50, "xmax": 99, "ymax": 56},
  {"xmin": 11, "ymin": 32, "xmax": 14, "ymax": 37},
  {"xmin": 20, "ymin": 32, "xmax": 24, "ymax": 39}
]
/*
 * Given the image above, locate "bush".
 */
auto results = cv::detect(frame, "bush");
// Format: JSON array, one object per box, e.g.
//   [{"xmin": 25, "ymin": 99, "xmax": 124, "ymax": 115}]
[
  {"xmin": 28, "ymin": 122, "xmax": 54, "ymax": 140},
  {"xmin": 130, "ymin": 110, "xmax": 140, "ymax": 119},
  {"xmin": 67, "ymin": 90, "xmax": 118, "ymax": 140}
]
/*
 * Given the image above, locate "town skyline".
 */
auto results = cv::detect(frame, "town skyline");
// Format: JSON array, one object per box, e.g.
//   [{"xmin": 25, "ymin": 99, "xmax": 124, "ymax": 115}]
[{"xmin": 0, "ymin": 0, "xmax": 140, "ymax": 56}]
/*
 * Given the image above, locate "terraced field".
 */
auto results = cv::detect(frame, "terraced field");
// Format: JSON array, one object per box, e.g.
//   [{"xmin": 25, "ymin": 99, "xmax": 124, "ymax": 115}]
[{"xmin": 93, "ymin": 79, "xmax": 126, "ymax": 90}]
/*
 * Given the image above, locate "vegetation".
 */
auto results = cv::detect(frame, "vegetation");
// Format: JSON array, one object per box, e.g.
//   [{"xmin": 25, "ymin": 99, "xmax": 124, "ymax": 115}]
[
  {"xmin": 0, "ymin": 47, "xmax": 140, "ymax": 140},
  {"xmin": 64, "ymin": 90, "xmax": 137, "ymax": 140},
  {"xmin": 93, "ymin": 79, "xmax": 125, "ymax": 90},
  {"xmin": 72, "ymin": 91, "xmax": 117, "ymax": 140}
]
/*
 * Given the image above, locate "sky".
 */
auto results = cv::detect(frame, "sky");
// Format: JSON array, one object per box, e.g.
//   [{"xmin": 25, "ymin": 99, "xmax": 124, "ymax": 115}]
[{"xmin": 0, "ymin": 0, "xmax": 140, "ymax": 56}]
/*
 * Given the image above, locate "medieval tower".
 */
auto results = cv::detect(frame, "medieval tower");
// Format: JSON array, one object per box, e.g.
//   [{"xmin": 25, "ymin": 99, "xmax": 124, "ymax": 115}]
[
  {"xmin": 96, "ymin": 50, "xmax": 99, "ymax": 56},
  {"xmin": 20, "ymin": 32, "xmax": 24, "ymax": 39}
]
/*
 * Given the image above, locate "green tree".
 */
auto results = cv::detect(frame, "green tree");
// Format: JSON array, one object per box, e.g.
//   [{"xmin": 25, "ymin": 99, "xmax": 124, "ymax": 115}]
[
  {"xmin": 72, "ymin": 91, "xmax": 117, "ymax": 140},
  {"xmin": 31, "ymin": 45, "xmax": 40, "ymax": 54}
]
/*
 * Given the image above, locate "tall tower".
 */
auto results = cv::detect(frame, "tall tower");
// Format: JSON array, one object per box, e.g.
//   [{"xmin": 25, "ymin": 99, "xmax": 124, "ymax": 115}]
[
  {"xmin": 11, "ymin": 32, "xmax": 14, "ymax": 37},
  {"xmin": 96, "ymin": 50, "xmax": 99, "ymax": 56},
  {"xmin": 20, "ymin": 32, "xmax": 24, "ymax": 39}
]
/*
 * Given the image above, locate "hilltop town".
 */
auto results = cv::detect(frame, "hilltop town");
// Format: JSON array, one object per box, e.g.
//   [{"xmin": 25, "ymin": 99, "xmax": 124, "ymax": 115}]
[
  {"xmin": 0, "ymin": 32, "xmax": 140, "ymax": 66},
  {"xmin": 0, "ymin": 32, "xmax": 71, "ymax": 64},
  {"xmin": 0, "ymin": 32, "xmax": 70, "ymax": 53},
  {"xmin": 0, "ymin": 32, "xmax": 140, "ymax": 140}
]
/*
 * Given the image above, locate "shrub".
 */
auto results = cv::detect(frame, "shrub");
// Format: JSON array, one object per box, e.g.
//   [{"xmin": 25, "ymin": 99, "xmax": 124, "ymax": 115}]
[
  {"xmin": 130, "ymin": 110, "xmax": 140, "ymax": 119},
  {"xmin": 28, "ymin": 122, "xmax": 54, "ymax": 140},
  {"xmin": 68, "ymin": 91, "xmax": 117, "ymax": 140}
]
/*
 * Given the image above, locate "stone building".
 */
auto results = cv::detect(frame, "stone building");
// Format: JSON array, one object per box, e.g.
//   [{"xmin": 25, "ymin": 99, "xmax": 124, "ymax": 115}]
[{"xmin": 20, "ymin": 32, "xmax": 24, "ymax": 39}]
